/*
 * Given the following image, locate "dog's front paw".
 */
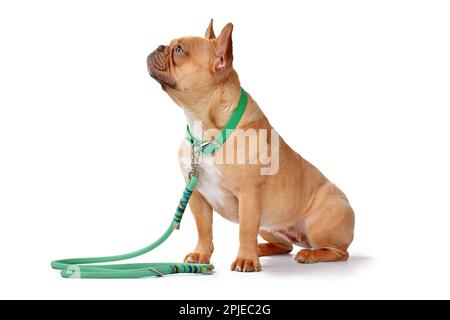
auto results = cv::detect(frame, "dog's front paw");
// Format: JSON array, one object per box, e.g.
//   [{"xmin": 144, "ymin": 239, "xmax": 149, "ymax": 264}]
[
  {"xmin": 231, "ymin": 255, "xmax": 261, "ymax": 272},
  {"xmin": 184, "ymin": 252, "xmax": 211, "ymax": 264}
]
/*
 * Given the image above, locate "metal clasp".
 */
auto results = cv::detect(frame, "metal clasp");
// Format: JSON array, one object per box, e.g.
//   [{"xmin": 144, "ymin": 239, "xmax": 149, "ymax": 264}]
[{"xmin": 189, "ymin": 142, "xmax": 202, "ymax": 179}]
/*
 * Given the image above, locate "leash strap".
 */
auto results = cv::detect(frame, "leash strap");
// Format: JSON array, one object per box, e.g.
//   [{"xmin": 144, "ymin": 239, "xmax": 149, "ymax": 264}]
[
  {"xmin": 51, "ymin": 88, "xmax": 247, "ymax": 279},
  {"xmin": 51, "ymin": 175, "xmax": 214, "ymax": 278}
]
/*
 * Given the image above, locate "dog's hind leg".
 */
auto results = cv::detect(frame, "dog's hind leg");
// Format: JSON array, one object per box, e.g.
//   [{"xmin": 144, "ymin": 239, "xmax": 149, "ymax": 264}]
[
  {"xmin": 295, "ymin": 195, "xmax": 354, "ymax": 264},
  {"xmin": 257, "ymin": 230, "xmax": 293, "ymax": 257}
]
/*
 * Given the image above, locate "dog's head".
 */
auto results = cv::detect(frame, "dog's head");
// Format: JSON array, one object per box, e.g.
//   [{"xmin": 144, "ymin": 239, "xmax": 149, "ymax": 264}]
[{"xmin": 147, "ymin": 20, "xmax": 234, "ymax": 108}]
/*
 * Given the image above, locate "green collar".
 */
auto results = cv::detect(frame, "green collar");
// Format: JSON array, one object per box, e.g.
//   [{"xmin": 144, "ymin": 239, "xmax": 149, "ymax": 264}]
[{"xmin": 186, "ymin": 88, "xmax": 248, "ymax": 154}]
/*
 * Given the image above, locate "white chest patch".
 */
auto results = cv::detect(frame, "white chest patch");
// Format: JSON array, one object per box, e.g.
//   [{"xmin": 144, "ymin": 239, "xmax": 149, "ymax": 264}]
[{"xmin": 196, "ymin": 156, "xmax": 225, "ymax": 209}]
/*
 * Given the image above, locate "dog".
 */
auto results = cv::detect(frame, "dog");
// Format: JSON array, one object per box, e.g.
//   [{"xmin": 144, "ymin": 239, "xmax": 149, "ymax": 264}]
[{"xmin": 147, "ymin": 20, "xmax": 355, "ymax": 272}]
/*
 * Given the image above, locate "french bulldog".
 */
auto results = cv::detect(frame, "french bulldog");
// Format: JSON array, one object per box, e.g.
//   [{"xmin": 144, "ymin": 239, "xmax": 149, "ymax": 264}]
[{"xmin": 147, "ymin": 20, "xmax": 355, "ymax": 272}]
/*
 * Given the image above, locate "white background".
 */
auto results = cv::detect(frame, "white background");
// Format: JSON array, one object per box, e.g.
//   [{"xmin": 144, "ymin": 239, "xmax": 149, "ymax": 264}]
[{"xmin": 1, "ymin": 0, "xmax": 449, "ymax": 299}]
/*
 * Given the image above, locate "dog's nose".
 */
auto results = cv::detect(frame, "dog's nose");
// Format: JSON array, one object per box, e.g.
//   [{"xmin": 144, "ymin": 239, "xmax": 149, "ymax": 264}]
[{"xmin": 157, "ymin": 45, "xmax": 165, "ymax": 52}]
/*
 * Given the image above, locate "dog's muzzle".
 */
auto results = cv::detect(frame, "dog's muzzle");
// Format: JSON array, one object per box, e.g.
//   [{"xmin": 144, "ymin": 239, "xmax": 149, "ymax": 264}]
[{"xmin": 148, "ymin": 45, "xmax": 167, "ymax": 72}]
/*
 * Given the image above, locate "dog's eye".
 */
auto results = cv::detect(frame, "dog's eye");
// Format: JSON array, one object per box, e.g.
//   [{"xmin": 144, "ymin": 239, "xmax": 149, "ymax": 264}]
[{"xmin": 174, "ymin": 45, "xmax": 184, "ymax": 54}]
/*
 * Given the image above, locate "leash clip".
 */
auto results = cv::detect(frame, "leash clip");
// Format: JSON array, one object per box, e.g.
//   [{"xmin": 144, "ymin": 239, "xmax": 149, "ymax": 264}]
[{"xmin": 189, "ymin": 142, "xmax": 202, "ymax": 178}]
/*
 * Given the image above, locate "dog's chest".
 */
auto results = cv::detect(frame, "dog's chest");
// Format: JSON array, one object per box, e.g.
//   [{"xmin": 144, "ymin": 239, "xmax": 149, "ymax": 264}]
[
  {"xmin": 197, "ymin": 158, "xmax": 224, "ymax": 209},
  {"xmin": 181, "ymin": 147, "xmax": 239, "ymax": 222}
]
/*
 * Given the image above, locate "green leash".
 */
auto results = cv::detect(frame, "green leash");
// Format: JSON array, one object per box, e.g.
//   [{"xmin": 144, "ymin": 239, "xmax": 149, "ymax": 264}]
[{"xmin": 51, "ymin": 88, "xmax": 248, "ymax": 279}]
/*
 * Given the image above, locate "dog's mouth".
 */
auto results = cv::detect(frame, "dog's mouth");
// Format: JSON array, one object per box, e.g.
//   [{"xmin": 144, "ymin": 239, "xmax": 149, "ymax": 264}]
[
  {"xmin": 147, "ymin": 50, "xmax": 177, "ymax": 90},
  {"xmin": 149, "ymin": 73, "xmax": 177, "ymax": 89}
]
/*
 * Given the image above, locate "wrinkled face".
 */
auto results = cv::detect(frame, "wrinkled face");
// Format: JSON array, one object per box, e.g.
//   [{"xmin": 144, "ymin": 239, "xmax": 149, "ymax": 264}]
[
  {"xmin": 147, "ymin": 21, "xmax": 234, "ymax": 108},
  {"xmin": 147, "ymin": 37, "xmax": 213, "ymax": 92}
]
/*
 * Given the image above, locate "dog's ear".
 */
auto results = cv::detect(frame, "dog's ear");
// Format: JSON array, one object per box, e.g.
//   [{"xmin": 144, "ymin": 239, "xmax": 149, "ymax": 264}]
[
  {"xmin": 205, "ymin": 19, "xmax": 216, "ymax": 39},
  {"xmin": 211, "ymin": 23, "xmax": 233, "ymax": 73}
]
